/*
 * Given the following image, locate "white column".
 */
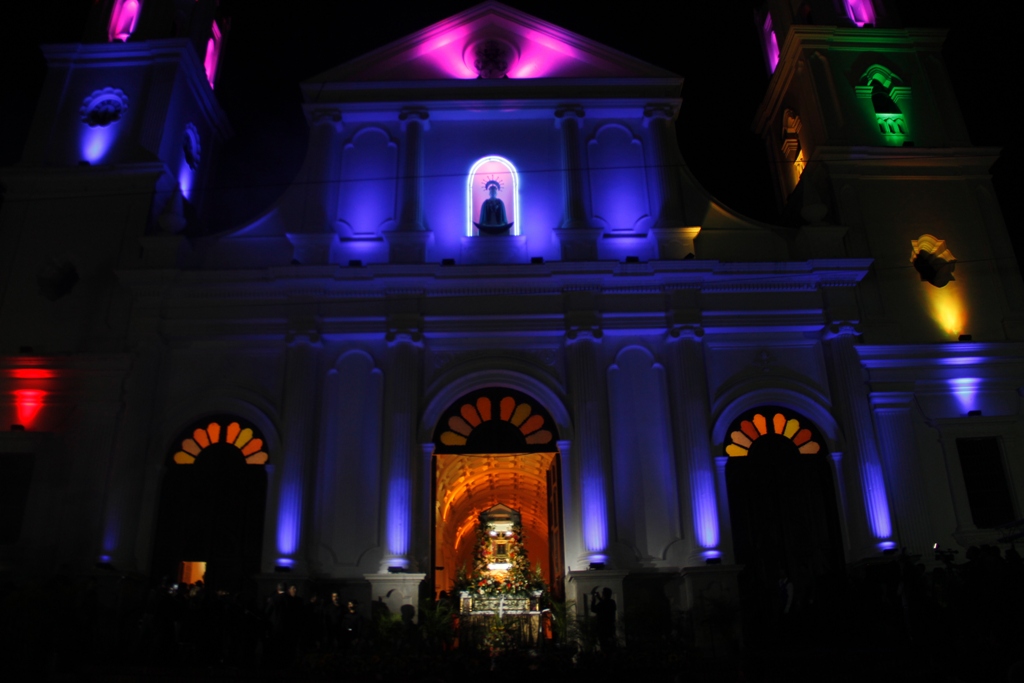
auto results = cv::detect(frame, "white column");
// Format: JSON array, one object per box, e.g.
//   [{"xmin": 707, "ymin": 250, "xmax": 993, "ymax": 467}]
[
  {"xmin": 273, "ymin": 332, "xmax": 320, "ymax": 572},
  {"xmin": 643, "ymin": 104, "xmax": 685, "ymax": 230},
  {"xmin": 564, "ymin": 328, "xmax": 613, "ymax": 565},
  {"xmin": 666, "ymin": 326, "xmax": 720, "ymax": 562},
  {"xmin": 379, "ymin": 326, "xmax": 423, "ymax": 571},
  {"xmin": 871, "ymin": 393, "xmax": 933, "ymax": 553},
  {"xmin": 823, "ymin": 323, "xmax": 895, "ymax": 557}
]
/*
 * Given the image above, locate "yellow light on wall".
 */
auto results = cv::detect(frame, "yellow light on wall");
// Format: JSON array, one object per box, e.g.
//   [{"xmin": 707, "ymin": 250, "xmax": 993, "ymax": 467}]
[{"xmin": 923, "ymin": 281, "xmax": 966, "ymax": 337}]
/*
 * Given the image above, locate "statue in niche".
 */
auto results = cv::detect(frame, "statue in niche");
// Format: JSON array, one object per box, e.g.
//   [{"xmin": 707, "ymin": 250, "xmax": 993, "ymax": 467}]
[{"xmin": 474, "ymin": 178, "xmax": 514, "ymax": 235}]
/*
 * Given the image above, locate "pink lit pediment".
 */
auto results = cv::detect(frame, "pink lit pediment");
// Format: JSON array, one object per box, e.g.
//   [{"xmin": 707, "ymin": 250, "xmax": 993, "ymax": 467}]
[{"xmin": 306, "ymin": 1, "xmax": 678, "ymax": 83}]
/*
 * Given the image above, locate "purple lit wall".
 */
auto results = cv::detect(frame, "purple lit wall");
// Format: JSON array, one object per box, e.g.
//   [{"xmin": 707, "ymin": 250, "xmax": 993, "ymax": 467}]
[
  {"xmin": 386, "ymin": 476, "xmax": 411, "ymax": 561},
  {"xmin": 108, "ymin": 0, "xmax": 142, "ymax": 43},
  {"xmin": 276, "ymin": 481, "xmax": 301, "ymax": 557},
  {"xmin": 338, "ymin": 129, "xmax": 397, "ymax": 236},
  {"xmin": 692, "ymin": 467, "xmax": 720, "ymax": 550},
  {"xmin": 588, "ymin": 126, "xmax": 650, "ymax": 233},
  {"xmin": 582, "ymin": 478, "xmax": 608, "ymax": 560},
  {"xmin": 863, "ymin": 459, "xmax": 893, "ymax": 540},
  {"xmin": 81, "ymin": 126, "xmax": 118, "ymax": 164},
  {"xmin": 844, "ymin": 0, "xmax": 877, "ymax": 27},
  {"xmin": 763, "ymin": 15, "xmax": 780, "ymax": 73},
  {"xmin": 204, "ymin": 21, "xmax": 222, "ymax": 89},
  {"xmin": 950, "ymin": 377, "xmax": 981, "ymax": 414}
]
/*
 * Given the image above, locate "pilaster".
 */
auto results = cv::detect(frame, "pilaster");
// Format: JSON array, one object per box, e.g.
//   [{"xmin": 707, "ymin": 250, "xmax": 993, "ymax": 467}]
[
  {"xmin": 379, "ymin": 320, "xmax": 424, "ymax": 571},
  {"xmin": 823, "ymin": 322, "xmax": 895, "ymax": 558},
  {"xmin": 273, "ymin": 330, "xmax": 322, "ymax": 573},
  {"xmin": 643, "ymin": 104, "xmax": 685, "ymax": 230},
  {"xmin": 870, "ymin": 391, "xmax": 932, "ymax": 554},
  {"xmin": 666, "ymin": 325, "xmax": 720, "ymax": 563},
  {"xmin": 564, "ymin": 325, "xmax": 613, "ymax": 566},
  {"xmin": 387, "ymin": 108, "xmax": 432, "ymax": 263}
]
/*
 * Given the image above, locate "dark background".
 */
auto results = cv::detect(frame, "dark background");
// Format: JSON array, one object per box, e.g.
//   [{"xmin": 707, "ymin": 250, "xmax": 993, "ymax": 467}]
[{"xmin": 1, "ymin": 1, "xmax": 1019, "ymax": 266}]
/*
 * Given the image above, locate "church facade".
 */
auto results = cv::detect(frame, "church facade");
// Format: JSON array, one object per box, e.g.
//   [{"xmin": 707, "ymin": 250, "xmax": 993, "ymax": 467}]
[{"xmin": 2, "ymin": 0, "xmax": 1022, "ymax": 637}]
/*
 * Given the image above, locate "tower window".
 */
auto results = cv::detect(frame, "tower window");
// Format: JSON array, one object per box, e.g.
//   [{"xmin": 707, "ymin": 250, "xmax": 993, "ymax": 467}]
[
  {"xmin": 956, "ymin": 437, "xmax": 1016, "ymax": 529},
  {"xmin": 108, "ymin": 0, "xmax": 142, "ymax": 42},
  {"xmin": 856, "ymin": 65, "xmax": 911, "ymax": 145}
]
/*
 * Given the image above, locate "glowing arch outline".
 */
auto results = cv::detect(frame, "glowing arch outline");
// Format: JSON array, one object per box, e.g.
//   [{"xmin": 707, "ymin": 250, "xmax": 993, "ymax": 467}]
[{"xmin": 467, "ymin": 155, "xmax": 520, "ymax": 237}]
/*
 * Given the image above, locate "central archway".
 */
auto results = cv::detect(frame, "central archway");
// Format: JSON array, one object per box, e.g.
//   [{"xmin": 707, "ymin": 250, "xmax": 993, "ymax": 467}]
[{"xmin": 431, "ymin": 387, "xmax": 564, "ymax": 599}]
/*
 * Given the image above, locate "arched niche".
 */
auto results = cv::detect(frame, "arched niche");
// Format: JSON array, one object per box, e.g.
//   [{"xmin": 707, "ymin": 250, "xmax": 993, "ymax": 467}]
[
  {"xmin": 337, "ymin": 127, "xmax": 398, "ymax": 237},
  {"xmin": 588, "ymin": 124, "xmax": 650, "ymax": 233},
  {"xmin": 467, "ymin": 156, "xmax": 519, "ymax": 236}
]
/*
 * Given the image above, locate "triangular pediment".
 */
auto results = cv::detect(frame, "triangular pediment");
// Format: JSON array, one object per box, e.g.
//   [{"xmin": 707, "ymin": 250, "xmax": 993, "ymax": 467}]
[{"xmin": 306, "ymin": 1, "xmax": 678, "ymax": 83}]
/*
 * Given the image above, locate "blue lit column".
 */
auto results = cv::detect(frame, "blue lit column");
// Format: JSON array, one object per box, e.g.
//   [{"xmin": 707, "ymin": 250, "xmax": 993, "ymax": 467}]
[
  {"xmin": 555, "ymin": 106, "xmax": 598, "ymax": 260},
  {"xmin": 555, "ymin": 106, "xmax": 588, "ymax": 229},
  {"xmin": 387, "ymin": 108, "xmax": 432, "ymax": 263},
  {"xmin": 643, "ymin": 104, "xmax": 685, "ymax": 230},
  {"xmin": 666, "ymin": 326, "xmax": 721, "ymax": 562},
  {"xmin": 565, "ymin": 327, "xmax": 613, "ymax": 566},
  {"xmin": 379, "ymin": 324, "xmax": 423, "ymax": 571},
  {"xmin": 871, "ymin": 392, "xmax": 932, "ymax": 554},
  {"xmin": 289, "ymin": 108, "xmax": 342, "ymax": 264},
  {"xmin": 823, "ymin": 323, "xmax": 895, "ymax": 556},
  {"xmin": 274, "ymin": 331, "xmax": 320, "ymax": 571}
]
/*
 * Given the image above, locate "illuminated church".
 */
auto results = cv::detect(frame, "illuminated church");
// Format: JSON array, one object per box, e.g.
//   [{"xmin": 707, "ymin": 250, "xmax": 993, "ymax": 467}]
[{"xmin": 2, "ymin": 0, "xmax": 1022, "ymax": 641}]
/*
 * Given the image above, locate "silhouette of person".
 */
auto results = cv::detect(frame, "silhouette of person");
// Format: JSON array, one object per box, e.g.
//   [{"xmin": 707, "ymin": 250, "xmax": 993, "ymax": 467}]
[{"xmin": 591, "ymin": 587, "xmax": 616, "ymax": 651}]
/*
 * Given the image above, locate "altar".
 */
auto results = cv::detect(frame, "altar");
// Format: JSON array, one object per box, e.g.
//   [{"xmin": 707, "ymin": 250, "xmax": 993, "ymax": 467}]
[
  {"xmin": 457, "ymin": 592, "xmax": 544, "ymax": 647},
  {"xmin": 452, "ymin": 504, "xmax": 549, "ymax": 648}
]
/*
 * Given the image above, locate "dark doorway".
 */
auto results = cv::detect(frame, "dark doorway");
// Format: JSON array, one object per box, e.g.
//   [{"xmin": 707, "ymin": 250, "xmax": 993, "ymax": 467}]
[
  {"xmin": 151, "ymin": 418, "xmax": 267, "ymax": 592},
  {"xmin": 725, "ymin": 407, "xmax": 844, "ymax": 645}
]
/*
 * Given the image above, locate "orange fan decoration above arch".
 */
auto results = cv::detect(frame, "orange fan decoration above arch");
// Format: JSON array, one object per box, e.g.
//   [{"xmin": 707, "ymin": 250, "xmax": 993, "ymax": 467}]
[
  {"xmin": 173, "ymin": 420, "xmax": 268, "ymax": 465},
  {"xmin": 438, "ymin": 394, "xmax": 553, "ymax": 450},
  {"xmin": 726, "ymin": 411, "xmax": 822, "ymax": 457}
]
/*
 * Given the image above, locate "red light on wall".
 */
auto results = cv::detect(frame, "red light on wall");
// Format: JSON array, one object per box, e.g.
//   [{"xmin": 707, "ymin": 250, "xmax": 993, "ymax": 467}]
[
  {"xmin": 14, "ymin": 390, "xmax": 45, "ymax": 429},
  {"xmin": 10, "ymin": 369, "xmax": 55, "ymax": 380}
]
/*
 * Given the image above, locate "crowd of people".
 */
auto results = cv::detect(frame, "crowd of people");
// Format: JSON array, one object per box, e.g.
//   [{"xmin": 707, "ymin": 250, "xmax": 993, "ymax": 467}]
[{"xmin": 0, "ymin": 544, "xmax": 1021, "ymax": 679}]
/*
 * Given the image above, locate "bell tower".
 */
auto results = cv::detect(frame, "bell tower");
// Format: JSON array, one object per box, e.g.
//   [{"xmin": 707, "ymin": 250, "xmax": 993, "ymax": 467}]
[
  {"xmin": 753, "ymin": 0, "xmax": 1024, "ymax": 343},
  {"xmin": 0, "ymin": 0, "xmax": 232, "ymax": 354}
]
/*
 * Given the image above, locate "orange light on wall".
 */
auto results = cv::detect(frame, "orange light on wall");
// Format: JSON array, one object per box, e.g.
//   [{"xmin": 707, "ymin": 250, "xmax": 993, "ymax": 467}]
[{"xmin": 14, "ymin": 390, "xmax": 45, "ymax": 429}]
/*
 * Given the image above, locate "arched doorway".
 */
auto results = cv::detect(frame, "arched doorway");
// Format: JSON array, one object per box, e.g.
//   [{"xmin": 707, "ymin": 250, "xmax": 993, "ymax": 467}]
[
  {"xmin": 151, "ymin": 417, "xmax": 268, "ymax": 591},
  {"xmin": 432, "ymin": 388, "xmax": 564, "ymax": 600},
  {"xmin": 724, "ymin": 407, "xmax": 844, "ymax": 643}
]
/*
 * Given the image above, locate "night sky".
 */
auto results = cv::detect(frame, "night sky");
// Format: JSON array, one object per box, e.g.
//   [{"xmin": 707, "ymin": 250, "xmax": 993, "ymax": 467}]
[{"xmin": 1, "ymin": 1, "xmax": 1019, "ymax": 261}]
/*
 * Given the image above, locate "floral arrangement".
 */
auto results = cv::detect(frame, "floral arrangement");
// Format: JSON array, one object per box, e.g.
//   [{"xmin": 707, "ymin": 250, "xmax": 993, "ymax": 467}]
[{"xmin": 455, "ymin": 519, "xmax": 545, "ymax": 597}]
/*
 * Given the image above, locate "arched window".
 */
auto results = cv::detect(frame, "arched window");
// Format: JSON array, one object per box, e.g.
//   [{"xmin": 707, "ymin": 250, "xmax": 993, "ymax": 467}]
[
  {"xmin": 203, "ymin": 21, "xmax": 223, "ymax": 89},
  {"xmin": 108, "ymin": 0, "xmax": 142, "ymax": 43},
  {"xmin": 725, "ymin": 408, "xmax": 823, "ymax": 457},
  {"xmin": 434, "ymin": 388, "xmax": 556, "ymax": 453},
  {"xmin": 856, "ymin": 65, "xmax": 911, "ymax": 144},
  {"xmin": 467, "ymin": 156, "xmax": 519, "ymax": 236},
  {"xmin": 172, "ymin": 418, "xmax": 268, "ymax": 465},
  {"xmin": 844, "ymin": 0, "xmax": 876, "ymax": 27}
]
